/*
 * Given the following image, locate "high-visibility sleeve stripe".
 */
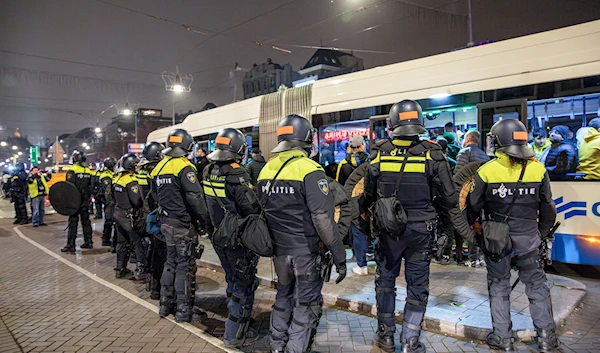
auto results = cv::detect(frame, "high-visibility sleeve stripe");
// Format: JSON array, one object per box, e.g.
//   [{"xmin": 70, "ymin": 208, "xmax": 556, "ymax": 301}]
[
  {"xmin": 380, "ymin": 162, "xmax": 425, "ymax": 173},
  {"xmin": 203, "ymin": 185, "xmax": 226, "ymax": 197}
]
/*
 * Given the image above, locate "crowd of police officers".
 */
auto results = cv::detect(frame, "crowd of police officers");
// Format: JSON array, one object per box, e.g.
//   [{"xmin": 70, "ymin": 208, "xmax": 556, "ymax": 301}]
[{"xmin": 56, "ymin": 98, "xmax": 560, "ymax": 353}]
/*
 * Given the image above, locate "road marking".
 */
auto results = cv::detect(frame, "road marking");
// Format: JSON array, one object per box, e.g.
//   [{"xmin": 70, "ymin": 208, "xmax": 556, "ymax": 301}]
[{"xmin": 14, "ymin": 224, "xmax": 242, "ymax": 353}]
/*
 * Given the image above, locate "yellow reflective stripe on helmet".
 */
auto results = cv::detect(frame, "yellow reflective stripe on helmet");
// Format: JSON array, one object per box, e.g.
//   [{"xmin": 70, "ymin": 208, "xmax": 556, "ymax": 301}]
[
  {"xmin": 203, "ymin": 185, "xmax": 226, "ymax": 197},
  {"xmin": 380, "ymin": 162, "xmax": 425, "ymax": 173}
]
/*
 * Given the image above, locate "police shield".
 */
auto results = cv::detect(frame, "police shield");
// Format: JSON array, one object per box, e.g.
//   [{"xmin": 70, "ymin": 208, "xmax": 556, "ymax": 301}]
[{"xmin": 49, "ymin": 181, "xmax": 82, "ymax": 216}]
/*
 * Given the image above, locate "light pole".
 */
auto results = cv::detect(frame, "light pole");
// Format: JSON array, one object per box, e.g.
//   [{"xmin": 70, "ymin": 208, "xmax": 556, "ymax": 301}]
[
  {"xmin": 162, "ymin": 67, "xmax": 193, "ymax": 125},
  {"xmin": 116, "ymin": 102, "xmax": 139, "ymax": 143}
]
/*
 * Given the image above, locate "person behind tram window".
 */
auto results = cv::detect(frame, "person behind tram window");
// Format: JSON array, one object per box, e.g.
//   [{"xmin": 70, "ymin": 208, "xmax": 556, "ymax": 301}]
[
  {"xmin": 442, "ymin": 131, "xmax": 460, "ymax": 162},
  {"xmin": 27, "ymin": 166, "xmax": 51, "ymax": 227},
  {"xmin": 469, "ymin": 118, "xmax": 560, "ymax": 352},
  {"xmin": 246, "ymin": 148, "xmax": 266, "ymax": 186},
  {"xmin": 577, "ymin": 118, "xmax": 600, "ymax": 179},
  {"xmin": 61, "ymin": 151, "xmax": 94, "ymax": 252},
  {"xmin": 203, "ymin": 128, "xmax": 262, "ymax": 348},
  {"xmin": 530, "ymin": 128, "xmax": 551, "ymax": 162},
  {"xmin": 543, "ymin": 125, "xmax": 578, "ymax": 177},
  {"xmin": 362, "ymin": 100, "xmax": 474, "ymax": 353},
  {"xmin": 435, "ymin": 136, "xmax": 457, "ymax": 172},
  {"xmin": 444, "ymin": 122, "xmax": 458, "ymax": 144},
  {"xmin": 258, "ymin": 115, "xmax": 347, "ymax": 353}
]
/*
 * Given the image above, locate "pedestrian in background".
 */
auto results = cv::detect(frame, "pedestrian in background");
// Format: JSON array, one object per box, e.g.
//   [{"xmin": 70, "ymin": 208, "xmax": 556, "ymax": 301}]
[{"xmin": 27, "ymin": 166, "xmax": 50, "ymax": 227}]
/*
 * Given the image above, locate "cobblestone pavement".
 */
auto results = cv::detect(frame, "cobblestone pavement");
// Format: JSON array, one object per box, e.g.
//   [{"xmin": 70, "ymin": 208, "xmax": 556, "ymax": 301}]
[{"xmin": 0, "ymin": 208, "xmax": 598, "ymax": 353}]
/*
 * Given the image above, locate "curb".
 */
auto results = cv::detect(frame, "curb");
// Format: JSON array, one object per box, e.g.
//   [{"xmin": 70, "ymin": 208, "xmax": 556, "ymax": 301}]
[{"xmin": 196, "ymin": 257, "xmax": 587, "ymax": 341}]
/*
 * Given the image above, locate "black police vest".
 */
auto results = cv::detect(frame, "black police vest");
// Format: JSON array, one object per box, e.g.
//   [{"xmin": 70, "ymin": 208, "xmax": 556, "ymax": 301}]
[
  {"xmin": 372, "ymin": 140, "xmax": 436, "ymax": 222},
  {"xmin": 203, "ymin": 162, "xmax": 238, "ymax": 228},
  {"xmin": 113, "ymin": 174, "xmax": 137, "ymax": 210}
]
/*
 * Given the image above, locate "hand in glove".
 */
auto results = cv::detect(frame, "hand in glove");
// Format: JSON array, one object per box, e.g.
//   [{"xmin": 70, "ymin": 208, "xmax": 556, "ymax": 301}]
[{"xmin": 335, "ymin": 262, "xmax": 347, "ymax": 284}]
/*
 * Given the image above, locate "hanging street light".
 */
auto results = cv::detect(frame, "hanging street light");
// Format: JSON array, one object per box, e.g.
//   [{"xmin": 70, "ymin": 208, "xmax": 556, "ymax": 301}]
[
  {"xmin": 162, "ymin": 67, "xmax": 193, "ymax": 125},
  {"xmin": 116, "ymin": 101, "xmax": 140, "ymax": 143}
]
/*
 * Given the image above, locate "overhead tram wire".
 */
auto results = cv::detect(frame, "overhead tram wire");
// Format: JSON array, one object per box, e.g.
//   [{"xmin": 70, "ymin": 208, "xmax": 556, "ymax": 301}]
[
  {"xmin": 0, "ymin": 49, "xmax": 161, "ymax": 75},
  {"xmin": 168, "ymin": 0, "xmax": 300, "ymax": 66}
]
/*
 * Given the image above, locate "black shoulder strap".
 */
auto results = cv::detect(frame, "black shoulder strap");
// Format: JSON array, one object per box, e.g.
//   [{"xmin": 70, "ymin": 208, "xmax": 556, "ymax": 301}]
[
  {"xmin": 504, "ymin": 164, "xmax": 527, "ymax": 221},
  {"xmin": 393, "ymin": 149, "xmax": 409, "ymax": 194},
  {"xmin": 260, "ymin": 156, "xmax": 300, "ymax": 210}
]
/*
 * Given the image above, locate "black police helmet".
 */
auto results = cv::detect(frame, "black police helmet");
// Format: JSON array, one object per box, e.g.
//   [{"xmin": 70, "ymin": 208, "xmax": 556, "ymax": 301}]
[
  {"xmin": 207, "ymin": 128, "xmax": 247, "ymax": 162},
  {"xmin": 163, "ymin": 129, "xmax": 194, "ymax": 157},
  {"xmin": 71, "ymin": 150, "xmax": 87, "ymax": 164},
  {"xmin": 489, "ymin": 118, "xmax": 534, "ymax": 159},
  {"xmin": 272, "ymin": 114, "xmax": 315, "ymax": 153},
  {"xmin": 388, "ymin": 100, "xmax": 427, "ymax": 137},
  {"xmin": 103, "ymin": 157, "xmax": 117, "ymax": 171},
  {"xmin": 15, "ymin": 162, "xmax": 25, "ymax": 171},
  {"xmin": 139, "ymin": 142, "xmax": 164, "ymax": 167},
  {"xmin": 116, "ymin": 153, "xmax": 140, "ymax": 173}
]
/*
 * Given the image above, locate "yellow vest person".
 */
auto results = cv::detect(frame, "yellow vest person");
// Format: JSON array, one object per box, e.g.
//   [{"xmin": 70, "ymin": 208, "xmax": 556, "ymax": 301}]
[{"xmin": 28, "ymin": 167, "xmax": 51, "ymax": 227}]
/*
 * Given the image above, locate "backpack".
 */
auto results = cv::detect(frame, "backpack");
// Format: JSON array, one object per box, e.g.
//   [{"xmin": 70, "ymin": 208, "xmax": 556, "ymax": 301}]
[
  {"xmin": 239, "ymin": 156, "xmax": 299, "ymax": 257},
  {"xmin": 374, "ymin": 156, "xmax": 408, "ymax": 240},
  {"xmin": 205, "ymin": 171, "xmax": 242, "ymax": 249}
]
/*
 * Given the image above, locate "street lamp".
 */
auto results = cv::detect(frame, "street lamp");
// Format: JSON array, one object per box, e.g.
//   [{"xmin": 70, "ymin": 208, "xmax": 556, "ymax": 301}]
[
  {"xmin": 82, "ymin": 142, "xmax": 87, "ymax": 147},
  {"xmin": 0, "ymin": 141, "xmax": 6, "ymax": 147},
  {"xmin": 162, "ymin": 67, "xmax": 193, "ymax": 125},
  {"xmin": 17, "ymin": 151, "xmax": 22, "ymax": 156},
  {"xmin": 116, "ymin": 101, "xmax": 140, "ymax": 143},
  {"xmin": 12, "ymin": 145, "xmax": 17, "ymax": 150}
]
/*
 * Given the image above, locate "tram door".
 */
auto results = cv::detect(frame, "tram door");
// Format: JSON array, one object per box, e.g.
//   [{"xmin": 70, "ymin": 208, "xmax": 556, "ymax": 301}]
[
  {"xmin": 368, "ymin": 115, "xmax": 390, "ymax": 148},
  {"xmin": 477, "ymin": 99, "xmax": 528, "ymax": 155}
]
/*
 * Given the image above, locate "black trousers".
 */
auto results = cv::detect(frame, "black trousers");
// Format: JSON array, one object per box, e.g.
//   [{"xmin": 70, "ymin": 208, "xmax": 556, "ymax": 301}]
[
  {"xmin": 12, "ymin": 192, "xmax": 27, "ymax": 222},
  {"xmin": 375, "ymin": 222, "xmax": 433, "ymax": 341},
  {"xmin": 160, "ymin": 218, "xmax": 197, "ymax": 310},
  {"xmin": 67, "ymin": 199, "xmax": 92, "ymax": 247},
  {"xmin": 102, "ymin": 202, "xmax": 116, "ymax": 243},
  {"xmin": 270, "ymin": 253, "xmax": 323, "ymax": 353},
  {"xmin": 114, "ymin": 208, "xmax": 147, "ymax": 271}
]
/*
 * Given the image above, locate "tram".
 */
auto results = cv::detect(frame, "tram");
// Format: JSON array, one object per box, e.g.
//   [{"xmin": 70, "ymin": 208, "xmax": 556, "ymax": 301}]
[{"xmin": 148, "ymin": 19, "xmax": 600, "ymax": 266}]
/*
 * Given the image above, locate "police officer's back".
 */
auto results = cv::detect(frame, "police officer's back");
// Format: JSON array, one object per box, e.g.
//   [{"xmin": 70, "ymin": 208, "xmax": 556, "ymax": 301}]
[
  {"xmin": 62, "ymin": 151, "xmax": 94, "ymax": 252},
  {"xmin": 363, "ymin": 100, "xmax": 473, "ymax": 353},
  {"xmin": 10, "ymin": 163, "xmax": 28, "ymax": 225},
  {"xmin": 203, "ymin": 128, "xmax": 261, "ymax": 348},
  {"xmin": 258, "ymin": 115, "xmax": 347, "ymax": 353},
  {"xmin": 113, "ymin": 154, "xmax": 146, "ymax": 279},
  {"xmin": 150, "ymin": 128, "xmax": 209, "ymax": 323},
  {"xmin": 99, "ymin": 157, "xmax": 117, "ymax": 247},
  {"xmin": 468, "ymin": 119, "xmax": 559, "ymax": 352}
]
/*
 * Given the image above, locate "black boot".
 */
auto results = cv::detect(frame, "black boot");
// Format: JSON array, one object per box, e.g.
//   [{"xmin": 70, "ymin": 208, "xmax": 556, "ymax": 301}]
[
  {"xmin": 486, "ymin": 332, "xmax": 514, "ymax": 352},
  {"xmin": 134, "ymin": 263, "xmax": 147, "ymax": 281},
  {"xmin": 401, "ymin": 336, "xmax": 425, "ymax": 353},
  {"xmin": 61, "ymin": 245, "xmax": 75, "ymax": 253},
  {"xmin": 175, "ymin": 303, "xmax": 208, "ymax": 323},
  {"xmin": 224, "ymin": 327, "xmax": 259, "ymax": 348},
  {"xmin": 81, "ymin": 242, "xmax": 93, "ymax": 249},
  {"xmin": 13, "ymin": 219, "xmax": 20, "ymax": 224},
  {"xmin": 536, "ymin": 329, "xmax": 560, "ymax": 352},
  {"xmin": 159, "ymin": 297, "xmax": 175, "ymax": 318},
  {"xmin": 116, "ymin": 268, "xmax": 134, "ymax": 279},
  {"xmin": 372, "ymin": 324, "xmax": 395, "ymax": 352}
]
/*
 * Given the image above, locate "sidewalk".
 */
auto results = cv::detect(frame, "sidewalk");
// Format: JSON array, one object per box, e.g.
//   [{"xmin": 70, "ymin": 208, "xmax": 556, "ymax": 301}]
[{"xmin": 195, "ymin": 237, "xmax": 586, "ymax": 341}]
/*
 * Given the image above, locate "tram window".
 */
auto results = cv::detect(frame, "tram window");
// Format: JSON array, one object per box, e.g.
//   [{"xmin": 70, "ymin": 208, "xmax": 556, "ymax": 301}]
[{"xmin": 528, "ymin": 94, "xmax": 600, "ymax": 181}]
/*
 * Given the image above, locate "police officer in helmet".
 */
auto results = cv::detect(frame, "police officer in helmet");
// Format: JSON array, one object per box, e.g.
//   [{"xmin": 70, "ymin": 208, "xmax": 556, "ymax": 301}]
[
  {"xmin": 62, "ymin": 150, "xmax": 95, "ymax": 252},
  {"xmin": 150, "ymin": 128, "xmax": 210, "ymax": 323},
  {"xmin": 113, "ymin": 153, "xmax": 146, "ymax": 279},
  {"xmin": 469, "ymin": 119, "xmax": 559, "ymax": 352},
  {"xmin": 10, "ymin": 162, "xmax": 28, "ymax": 225},
  {"xmin": 204, "ymin": 128, "xmax": 261, "ymax": 348},
  {"xmin": 258, "ymin": 114, "xmax": 347, "ymax": 353},
  {"xmin": 100, "ymin": 157, "xmax": 117, "ymax": 248},
  {"xmin": 139, "ymin": 142, "xmax": 166, "ymax": 300},
  {"xmin": 363, "ymin": 100, "xmax": 474, "ymax": 353}
]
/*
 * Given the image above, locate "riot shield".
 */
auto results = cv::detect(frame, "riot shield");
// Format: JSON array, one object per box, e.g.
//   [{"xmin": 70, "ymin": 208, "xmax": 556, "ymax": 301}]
[{"xmin": 49, "ymin": 181, "xmax": 81, "ymax": 216}]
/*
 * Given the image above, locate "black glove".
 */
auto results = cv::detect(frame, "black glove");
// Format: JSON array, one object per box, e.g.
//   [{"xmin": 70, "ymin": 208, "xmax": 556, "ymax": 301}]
[{"xmin": 335, "ymin": 262, "xmax": 347, "ymax": 284}]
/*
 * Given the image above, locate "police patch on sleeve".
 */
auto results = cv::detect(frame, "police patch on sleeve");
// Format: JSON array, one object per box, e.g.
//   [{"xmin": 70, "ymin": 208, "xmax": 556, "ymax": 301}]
[
  {"xmin": 131, "ymin": 185, "xmax": 138, "ymax": 194},
  {"xmin": 318, "ymin": 179, "xmax": 329, "ymax": 195},
  {"xmin": 186, "ymin": 172, "xmax": 197, "ymax": 183}
]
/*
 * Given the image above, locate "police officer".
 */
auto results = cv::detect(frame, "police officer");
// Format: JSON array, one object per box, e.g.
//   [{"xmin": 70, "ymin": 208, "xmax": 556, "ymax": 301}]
[
  {"xmin": 91, "ymin": 163, "xmax": 103, "ymax": 219},
  {"xmin": 150, "ymin": 129, "xmax": 210, "ymax": 323},
  {"xmin": 62, "ymin": 151, "xmax": 94, "ymax": 252},
  {"xmin": 469, "ymin": 119, "xmax": 559, "ymax": 352},
  {"xmin": 99, "ymin": 157, "xmax": 117, "ymax": 248},
  {"xmin": 113, "ymin": 154, "xmax": 147, "ymax": 279},
  {"xmin": 10, "ymin": 163, "xmax": 28, "ymax": 225},
  {"xmin": 139, "ymin": 142, "xmax": 166, "ymax": 300},
  {"xmin": 363, "ymin": 100, "xmax": 473, "ymax": 353},
  {"xmin": 203, "ymin": 128, "xmax": 261, "ymax": 348},
  {"xmin": 258, "ymin": 115, "xmax": 347, "ymax": 353}
]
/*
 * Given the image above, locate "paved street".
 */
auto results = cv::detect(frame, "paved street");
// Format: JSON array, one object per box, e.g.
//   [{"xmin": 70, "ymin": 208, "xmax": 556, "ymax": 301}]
[{"xmin": 0, "ymin": 203, "xmax": 598, "ymax": 352}]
